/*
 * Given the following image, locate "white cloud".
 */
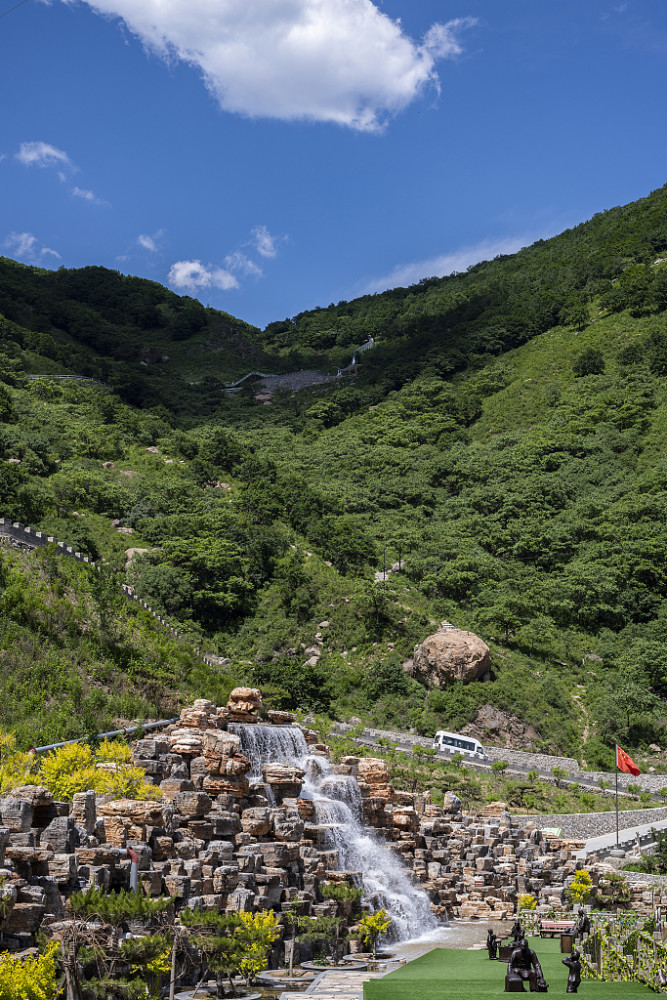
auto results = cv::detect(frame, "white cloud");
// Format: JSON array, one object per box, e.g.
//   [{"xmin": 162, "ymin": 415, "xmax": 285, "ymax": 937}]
[
  {"xmin": 5, "ymin": 232, "xmax": 61, "ymax": 262},
  {"xmin": 16, "ymin": 141, "xmax": 73, "ymax": 169},
  {"xmin": 137, "ymin": 229, "xmax": 165, "ymax": 253},
  {"xmin": 225, "ymin": 251, "xmax": 263, "ymax": 277},
  {"xmin": 57, "ymin": 1, "xmax": 477, "ymax": 130},
  {"xmin": 168, "ymin": 259, "xmax": 239, "ymax": 292},
  {"xmin": 251, "ymin": 225, "xmax": 278, "ymax": 258},
  {"xmin": 138, "ymin": 234, "xmax": 157, "ymax": 252},
  {"xmin": 72, "ymin": 185, "xmax": 110, "ymax": 206},
  {"xmin": 362, "ymin": 235, "xmax": 547, "ymax": 294}
]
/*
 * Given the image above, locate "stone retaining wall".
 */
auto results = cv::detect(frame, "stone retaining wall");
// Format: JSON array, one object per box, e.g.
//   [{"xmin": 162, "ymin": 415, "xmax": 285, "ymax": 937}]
[
  {"xmin": 523, "ymin": 806, "xmax": 667, "ymax": 839},
  {"xmin": 483, "ymin": 746, "xmax": 580, "ymax": 773}
]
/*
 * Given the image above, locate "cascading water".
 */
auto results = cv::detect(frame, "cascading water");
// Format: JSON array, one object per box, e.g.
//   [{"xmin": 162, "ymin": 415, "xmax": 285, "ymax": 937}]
[
  {"xmin": 231, "ymin": 723, "xmax": 438, "ymax": 942},
  {"xmin": 228, "ymin": 724, "xmax": 309, "ymax": 779}
]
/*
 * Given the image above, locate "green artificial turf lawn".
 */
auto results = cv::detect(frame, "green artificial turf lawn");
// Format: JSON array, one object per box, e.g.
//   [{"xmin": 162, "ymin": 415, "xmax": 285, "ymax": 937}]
[{"xmin": 363, "ymin": 938, "xmax": 650, "ymax": 1000}]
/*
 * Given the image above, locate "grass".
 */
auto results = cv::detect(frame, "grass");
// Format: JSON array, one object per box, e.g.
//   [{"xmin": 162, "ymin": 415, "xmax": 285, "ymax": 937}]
[{"xmin": 363, "ymin": 939, "xmax": 650, "ymax": 1000}]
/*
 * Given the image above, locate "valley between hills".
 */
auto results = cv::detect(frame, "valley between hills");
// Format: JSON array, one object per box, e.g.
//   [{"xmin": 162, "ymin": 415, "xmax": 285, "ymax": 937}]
[{"xmin": 1, "ymin": 180, "xmax": 667, "ymax": 787}]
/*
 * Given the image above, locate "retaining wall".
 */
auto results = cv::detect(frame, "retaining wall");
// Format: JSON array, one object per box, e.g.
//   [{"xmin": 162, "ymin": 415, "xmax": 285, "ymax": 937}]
[{"xmin": 523, "ymin": 806, "xmax": 667, "ymax": 839}]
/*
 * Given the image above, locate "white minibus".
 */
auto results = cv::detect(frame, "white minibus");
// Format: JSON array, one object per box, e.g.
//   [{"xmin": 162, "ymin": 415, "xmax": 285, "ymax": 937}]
[{"xmin": 433, "ymin": 730, "xmax": 487, "ymax": 759}]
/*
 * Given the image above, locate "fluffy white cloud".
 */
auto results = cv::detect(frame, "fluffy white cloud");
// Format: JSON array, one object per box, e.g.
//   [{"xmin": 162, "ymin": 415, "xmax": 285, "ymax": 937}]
[
  {"xmin": 362, "ymin": 235, "xmax": 548, "ymax": 294},
  {"xmin": 72, "ymin": 185, "xmax": 109, "ymax": 206},
  {"xmin": 5, "ymin": 232, "xmax": 61, "ymax": 261},
  {"xmin": 168, "ymin": 259, "xmax": 239, "ymax": 292},
  {"xmin": 16, "ymin": 141, "xmax": 73, "ymax": 169},
  {"xmin": 58, "ymin": 1, "xmax": 477, "ymax": 130},
  {"xmin": 252, "ymin": 225, "xmax": 278, "ymax": 259}
]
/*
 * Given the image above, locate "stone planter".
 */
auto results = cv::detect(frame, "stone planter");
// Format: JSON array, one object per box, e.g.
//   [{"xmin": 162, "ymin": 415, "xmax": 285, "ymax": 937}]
[
  {"xmin": 175, "ymin": 991, "xmax": 261, "ymax": 1000},
  {"xmin": 257, "ymin": 969, "xmax": 317, "ymax": 987},
  {"xmin": 343, "ymin": 951, "xmax": 397, "ymax": 961},
  {"xmin": 300, "ymin": 960, "xmax": 368, "ymax": 971}
]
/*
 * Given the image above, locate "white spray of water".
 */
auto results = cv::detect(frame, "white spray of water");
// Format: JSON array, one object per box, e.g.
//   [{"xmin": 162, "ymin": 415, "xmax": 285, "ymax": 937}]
[{"xmin": 230, "ymin": 724, "xmax": 438, "ymax": 942}]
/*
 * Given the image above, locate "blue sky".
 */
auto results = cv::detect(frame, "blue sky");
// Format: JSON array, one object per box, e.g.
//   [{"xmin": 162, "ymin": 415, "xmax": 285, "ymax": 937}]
[{"xmin": 2, "ymin": 0, "xmax": 667, "ymax": 328}]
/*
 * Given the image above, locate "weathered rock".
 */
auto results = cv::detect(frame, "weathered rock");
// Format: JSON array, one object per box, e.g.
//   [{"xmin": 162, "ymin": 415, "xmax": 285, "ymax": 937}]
[
  {"xmin": 169, "ymin": 729, "xmax": 205, "ymax": 755},
  {"xmin": 217, "ymin": 687, "xmax": 263, "ymax": 724},
  {"xmin": 241, "ymin": 807, "xmax": 272, "ymax": 836},
  {"xmin": 71, "ymin": 791, "xmax": 96, "ymax": 835},
  {"xmin": 412, "ymin": 628, "xmax": 491, "ymax": 687},
  {"xmin": 261, "ymin": 763, "xmax": 304, "ymax": 801},
  {"xmin": 173, "ymin": 792, "xmax": 213, "ymax": 819},
  {"xmin": 41, "ymin": 817, "xmax": 78, "ymax": 853},
  {"xmin": 99, "ymin": 800, "xmax": 164, "ymax": 826},
  {"xmin": 202, "ymin": 775, "xmax": 250, "ymax": 799},
  {"xmin": 461, "ymin": 705, "xmax": 540, "ymax": 748},
  {"xmin": 0, "ymin": 797, "xmax": 33, "ymax": 833}
]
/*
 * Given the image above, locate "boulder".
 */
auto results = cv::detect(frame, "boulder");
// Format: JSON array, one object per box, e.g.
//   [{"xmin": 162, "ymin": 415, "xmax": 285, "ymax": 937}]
[
  {"xmin": 412, "ymin": 628, "xmax": 491, "ymax": 687},
  {"xmin": 461, "ymin": 705, "xmax": 539, "ymax": 748},
  {"xmin": 72, "ymin": 791, "xmax": 96, "ymax": 835},
  {"xmin": 241, "ymin": 807, "xmax": 272, "ymax": 836},
  {"xmin": 218, "ymin": 687, "xmax": 263, "ymax": 724},
  {"xmin": 0, "ymin": 798, "xmax": 33, "ymax": 833},
  {"xmin": 179, "ymin": 699, "xmax": 218, "ymax": 730},
  {"xmin": 169, "ymin": 729, "xmax": 205, "ymax": 755},
  {"xmin": 261, "ymin": 763, "xmax": 304, "ymax": 801}
]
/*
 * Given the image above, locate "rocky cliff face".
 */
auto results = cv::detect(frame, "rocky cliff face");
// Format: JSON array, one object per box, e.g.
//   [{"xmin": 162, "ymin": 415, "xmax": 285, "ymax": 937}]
[
  {"xmin": 461, "ymin": 706, "xmax": 540, "ymax": 748},
  {"xmin": 412, "ymin": 625, "xmax": 492, "ymax": 687}
]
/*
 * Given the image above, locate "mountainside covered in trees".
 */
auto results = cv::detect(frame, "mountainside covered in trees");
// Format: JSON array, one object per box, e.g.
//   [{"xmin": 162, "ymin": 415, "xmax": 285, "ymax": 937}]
[{"xmin": 1, "ymin": 182, "xmax": 667, "ymax": 765}]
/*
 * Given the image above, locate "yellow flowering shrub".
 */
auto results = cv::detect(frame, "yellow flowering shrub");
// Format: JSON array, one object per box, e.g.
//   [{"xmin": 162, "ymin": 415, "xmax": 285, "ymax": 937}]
[
  {"xmin": 0, "ymin": 730, "xmax": 35, "ymax": 794},
  {"xmin": 38, "ymin": 743, "xmax": 97, "ymax": 801},
  {"xmin": 235, "ymin": 909, "xmax": 280, "ymax": 985},
  {"xmin": 0, "ymin": 942, "xmax": 59, "ymax": 1000},
  {"xmin": 37, "ymin": 739, "xmax": 160, "ymax": 802}
]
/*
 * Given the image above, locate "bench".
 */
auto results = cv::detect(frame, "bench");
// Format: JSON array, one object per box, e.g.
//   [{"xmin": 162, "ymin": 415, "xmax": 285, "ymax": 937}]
[{"xmin": 539, "ymin": 920, "xmax": 575, "ymax": 938}]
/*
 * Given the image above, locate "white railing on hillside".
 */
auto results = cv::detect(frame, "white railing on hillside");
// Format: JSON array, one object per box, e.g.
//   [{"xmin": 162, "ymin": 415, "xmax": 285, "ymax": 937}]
[{"xmin": 0, "ymin": 519, "xmax": 224, "ymax": 670}]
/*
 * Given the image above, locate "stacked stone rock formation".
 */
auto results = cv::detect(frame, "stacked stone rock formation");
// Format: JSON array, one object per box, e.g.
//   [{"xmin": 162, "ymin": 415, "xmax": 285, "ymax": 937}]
[{"xmin": 0, "ymin": 688, "xmax": 655, "ymax": 959}]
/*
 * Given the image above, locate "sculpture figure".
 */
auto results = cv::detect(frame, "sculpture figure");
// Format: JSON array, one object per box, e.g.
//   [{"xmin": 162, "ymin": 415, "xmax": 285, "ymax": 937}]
[
  {"xmin": 506, "ymin": 938, "xmax": 548, "ymax": 993},
  {"xmin": 510, "ymin": 920, "xmax": 524, "ymax": 942},
  {"xmin": 487, "ymin": 928, "xmax": 498, "ymax": 959},
  {"xmin": 574, "ymin": 908, "xmax": 590, "ymax": 940},
  {"xmin": 562, "ymin": 949, "xmax": 581, "ymax": 993}
]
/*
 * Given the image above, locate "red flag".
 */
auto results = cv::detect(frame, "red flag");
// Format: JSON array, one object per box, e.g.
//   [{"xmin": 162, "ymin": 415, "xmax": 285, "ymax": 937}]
[{"xmin": 616, "ymin": 745, "xmax": 640, "ymax": 776}]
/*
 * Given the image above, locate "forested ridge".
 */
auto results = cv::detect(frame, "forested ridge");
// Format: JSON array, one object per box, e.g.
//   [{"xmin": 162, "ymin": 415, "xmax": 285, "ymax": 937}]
[{"xmin": 1, "ymin": 182, "xmax": 667, "ymax": 766}]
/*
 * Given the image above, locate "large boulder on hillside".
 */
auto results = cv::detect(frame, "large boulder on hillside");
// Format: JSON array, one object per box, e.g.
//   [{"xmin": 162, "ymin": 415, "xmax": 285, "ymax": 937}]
[{"xmin": 412, "ymin": 627, "xmax": 491, "ymax": 687}]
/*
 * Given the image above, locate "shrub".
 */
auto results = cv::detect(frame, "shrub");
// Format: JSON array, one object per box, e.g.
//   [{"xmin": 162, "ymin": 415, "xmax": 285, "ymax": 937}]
[
  {"xmin": 565, "ymin": 869, "xmax": 593, "ymax": 906},
  {"xmin": 38, "ymin": 739, "xmax": 160, "ymax": 801},
  {"xmin": 0, "ymin": 942, "xmax": 59, "ymax": 1000},
  {"xmin": 0, "ymin": 730, "xmax": 35, "ymax": 793},
  {"xmin": 491, "ymin": 760, "xmax": 509, "ymax": 775},
  {"xmin": 518, "ymin": 893, "xmax": 537, "ymax": 911}
]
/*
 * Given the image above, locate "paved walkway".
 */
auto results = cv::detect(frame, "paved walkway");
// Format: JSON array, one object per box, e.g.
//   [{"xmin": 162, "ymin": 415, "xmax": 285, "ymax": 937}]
[{"xmin": 279, "ymin": 963, "xmax": 400, "ymax": 1000}]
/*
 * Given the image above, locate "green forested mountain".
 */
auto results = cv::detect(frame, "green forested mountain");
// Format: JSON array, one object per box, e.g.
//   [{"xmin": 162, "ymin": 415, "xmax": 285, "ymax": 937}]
[{"xmin": 2, "ymin": 183, "xmax": 667, "ymax": 765}]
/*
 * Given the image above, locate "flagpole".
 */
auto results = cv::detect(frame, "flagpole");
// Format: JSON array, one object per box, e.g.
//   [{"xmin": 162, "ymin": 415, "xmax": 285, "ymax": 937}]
[{"xmin": 615, "ymin": 744, "xmax": 619, "ymax": 848}]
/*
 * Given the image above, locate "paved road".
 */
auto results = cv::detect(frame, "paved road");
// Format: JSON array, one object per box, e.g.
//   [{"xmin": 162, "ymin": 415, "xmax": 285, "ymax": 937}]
[{"xmin": 335, "ymin": 726, "xmax": 662, "ymax": 803}]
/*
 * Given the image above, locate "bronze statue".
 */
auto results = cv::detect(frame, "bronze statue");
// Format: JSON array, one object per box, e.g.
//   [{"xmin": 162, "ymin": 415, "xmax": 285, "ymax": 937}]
[
  {"xmin": 574, "ymin": 908, "xmax": 591, "ymax": 940},
  {"xmin": 487, "ymin": 928, "xmax": 498, "ymax": 959},
  {"xmin": 510, "ymin": 920, "xmax": 524, "ymax": 942},
  {"xmin": 562, "ymin": 949, "xmax": 581, "ymax": 993},
  {"xmin": 506, "ymin": 938, "xmax": 548, "ymax": 993}
]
